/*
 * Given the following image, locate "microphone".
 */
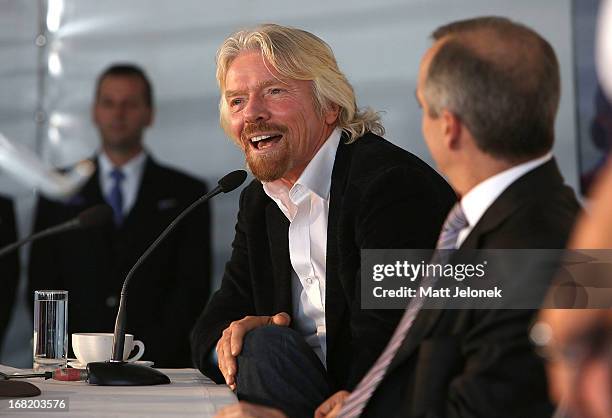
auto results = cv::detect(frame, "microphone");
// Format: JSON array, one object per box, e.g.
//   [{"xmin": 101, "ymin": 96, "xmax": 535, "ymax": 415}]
[
  {"xmin": 0, "ymin": 204, "xmax": 113, "ymax": 258},
  {"xmin": 87, "ymin": 170, "xmax": 247, "ymax": 386}
]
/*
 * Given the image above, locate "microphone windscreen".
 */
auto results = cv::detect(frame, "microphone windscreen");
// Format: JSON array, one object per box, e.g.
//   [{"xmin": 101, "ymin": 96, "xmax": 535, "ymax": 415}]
[
  {"xmin": 77, "ymin": 204, "xmax": 114, "ymax": 228},
  {"xmin": 218, "ymin": 170, "xmax": 247, "ymax": 193}
]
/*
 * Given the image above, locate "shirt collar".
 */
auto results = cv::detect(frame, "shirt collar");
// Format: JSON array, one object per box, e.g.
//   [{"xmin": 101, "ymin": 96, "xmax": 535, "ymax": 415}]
[
  {"xmin": 293, "ymin": 127, "xmax": 341, "ymax": 201},
  {"xmin": 460, "ymin": 152, "xmax": 553, "ymax": 228},
  {"xmin": 98, "ymin": 150, "xmax": 147, "ymax": 180},
  {"xmin": 263, "ymin": 127, "xmax": 342, "ymax": 219}
]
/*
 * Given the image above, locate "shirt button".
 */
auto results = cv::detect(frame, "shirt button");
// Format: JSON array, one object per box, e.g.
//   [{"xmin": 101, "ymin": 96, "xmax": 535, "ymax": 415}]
[
  {"xmin": 306, "ymin": 277, "xmax": 314, "ymax": 285},
  {"xmin": 106, "ymin": 296, "xmax": 118, "ymax": 308}
]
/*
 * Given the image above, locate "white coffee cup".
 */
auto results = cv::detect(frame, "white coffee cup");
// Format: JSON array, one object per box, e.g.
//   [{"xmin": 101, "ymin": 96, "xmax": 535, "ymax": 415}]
[{"xmin": 72, "ymin": 333, "xmax": 145, "ymax": 365}]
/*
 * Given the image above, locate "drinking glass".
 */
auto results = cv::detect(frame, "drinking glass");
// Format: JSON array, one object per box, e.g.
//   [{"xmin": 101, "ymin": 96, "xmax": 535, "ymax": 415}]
[{"xmin": 33, "ymin": 290, "xmax": 68, "ymax": 370}]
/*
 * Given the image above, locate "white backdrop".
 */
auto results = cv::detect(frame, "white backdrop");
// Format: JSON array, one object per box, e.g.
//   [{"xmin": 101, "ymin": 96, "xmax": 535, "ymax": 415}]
[{"xmin": 0, "ymin": 0, "xmax": 579, "ymax": 366}]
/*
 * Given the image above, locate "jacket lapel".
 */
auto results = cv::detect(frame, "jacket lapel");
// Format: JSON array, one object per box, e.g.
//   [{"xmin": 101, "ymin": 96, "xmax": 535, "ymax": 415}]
[
  {"xmin": 325, "ymin": 136, "xmax": 352, "ymax": 358},
  {"xmin": 265, "ymin": 201, "xmax": 293, "ymax": 315},
  {"xmin": 386, "ymin": 309, "xmax": 445, "ymax": 372},
  {"xmin": 121, "ymin": 156, "xmax": 156, "ymax": 228}
]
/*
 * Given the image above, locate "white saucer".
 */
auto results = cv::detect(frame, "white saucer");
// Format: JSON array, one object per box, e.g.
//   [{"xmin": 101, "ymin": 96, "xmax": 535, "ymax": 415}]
[{"xmin": 68, "ymin": 360, "xmax": 154, "ymax": 369}]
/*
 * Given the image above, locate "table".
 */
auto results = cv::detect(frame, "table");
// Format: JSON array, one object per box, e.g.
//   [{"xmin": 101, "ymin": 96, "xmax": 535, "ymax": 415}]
[{"xmin": 0, "ymin": 364, "xmax": 237, "ymax": 417}]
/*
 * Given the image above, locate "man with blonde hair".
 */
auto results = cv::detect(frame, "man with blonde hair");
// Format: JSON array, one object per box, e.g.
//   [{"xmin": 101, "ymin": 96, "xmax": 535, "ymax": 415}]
[{"xmin": 191, "ymin": 24, "xmax": 455, "ymax": 418}]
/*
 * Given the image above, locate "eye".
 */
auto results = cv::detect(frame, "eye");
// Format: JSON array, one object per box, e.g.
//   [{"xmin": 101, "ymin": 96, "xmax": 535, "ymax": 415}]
[
  {"xmin": 229, "ymin": 98, "xmax": 244, "ymax": 107},
  {"xmin": 269, "ymin": 88, "xmax": 283, "ymax": 95}
]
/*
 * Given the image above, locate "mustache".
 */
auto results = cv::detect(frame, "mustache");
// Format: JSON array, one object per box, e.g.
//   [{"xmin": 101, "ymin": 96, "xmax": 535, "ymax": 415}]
[{"xmin": 241, "ymin": 122, "xmax": 288, "ymax": 143}]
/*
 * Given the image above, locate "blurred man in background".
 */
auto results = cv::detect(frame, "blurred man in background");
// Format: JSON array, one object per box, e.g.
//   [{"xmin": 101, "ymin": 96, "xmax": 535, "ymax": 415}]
[{"xmin": 29, "ymin": 64, "xmax": 211, "ymax": 367}]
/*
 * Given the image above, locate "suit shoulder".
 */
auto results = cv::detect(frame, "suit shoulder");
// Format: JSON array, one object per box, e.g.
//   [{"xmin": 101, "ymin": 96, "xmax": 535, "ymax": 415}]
[
  {"xmin": 346, "ymin": 133, "xmax": 453, "ymax": 194},
  {"xmin": 150, "ymin": 161, "xmax": 209, "ymax": 193},
  {"xmin": 349, "ymin": 133, "xmax": 418, "ymax": 164},
  {"xmin": 491, "ymin": 191, "xmax": 580, "ymax": 248},
  {"xmin": 518, "ymin": 188, "xmax": 580, "ymax": 230},
  {"xmin": 349, "ymin": 133, "xmax": 442, "ymax": 174}
]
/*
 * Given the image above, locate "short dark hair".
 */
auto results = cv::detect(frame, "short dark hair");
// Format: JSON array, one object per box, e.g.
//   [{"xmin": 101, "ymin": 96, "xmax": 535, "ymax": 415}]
[
  {"xmin": 95, "ymin": 63, "xmax": 153, "ymax": 107},
  {"xmin": 424, "ymin": 16, "xmax": 560, "ymax": 162}
]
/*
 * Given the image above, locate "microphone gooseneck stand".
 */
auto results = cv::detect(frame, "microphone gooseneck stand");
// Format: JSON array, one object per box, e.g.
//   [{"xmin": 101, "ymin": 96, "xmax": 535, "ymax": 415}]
[{"xmin": 87, "ymin": 170, "xmax": 247, "ymax": 386}]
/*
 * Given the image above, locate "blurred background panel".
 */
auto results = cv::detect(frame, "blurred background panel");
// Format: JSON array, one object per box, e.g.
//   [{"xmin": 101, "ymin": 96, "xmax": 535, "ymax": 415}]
[{"xmin": 0, "ymin": 0, "xmax": 578, "ymax": 367}]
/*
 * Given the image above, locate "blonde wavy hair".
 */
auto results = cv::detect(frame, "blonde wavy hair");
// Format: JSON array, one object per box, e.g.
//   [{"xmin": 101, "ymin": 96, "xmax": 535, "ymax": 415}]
[{"xmin": 216, "ymin": 23, "xmax": 384, "ymax": 143}]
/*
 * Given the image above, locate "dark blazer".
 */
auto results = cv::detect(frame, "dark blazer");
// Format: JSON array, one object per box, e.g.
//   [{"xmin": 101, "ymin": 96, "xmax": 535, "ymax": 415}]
[
  {"xmin": 28, "ymin": 156, "xmax": 211, "ymax": 367},
  {"xmin": 191, "ymin": 132, "xmax": 456, "ymax": 390},
  {"xmin": 362, "ymin": 159, "xmax": 581, "ymax": 418},
  {"xmin": 0, "ymin": 195, "xmax": 19, "ymax": 346}
]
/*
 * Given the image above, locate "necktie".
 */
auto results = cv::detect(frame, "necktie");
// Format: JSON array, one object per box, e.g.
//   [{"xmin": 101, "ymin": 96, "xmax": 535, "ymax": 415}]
[
  {"xmin": 339, "ymin": 203, "xmax": 468, "ymax": 418},
  {"xmin": 108, "ymin": 168, "xmax": 125, "ymax": 226}
]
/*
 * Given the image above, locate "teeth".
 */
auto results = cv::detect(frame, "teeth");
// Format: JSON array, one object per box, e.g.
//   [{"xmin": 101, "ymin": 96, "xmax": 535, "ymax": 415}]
[{"xmin": 251, "ymin": 135, "xmax": 273, "ymax": 143}]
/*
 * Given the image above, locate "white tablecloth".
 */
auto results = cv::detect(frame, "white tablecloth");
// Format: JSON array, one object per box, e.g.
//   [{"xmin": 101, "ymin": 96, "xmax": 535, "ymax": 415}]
[{"xmin": 0, "ymin": 364, "xmax": 237, "ymax": 417}]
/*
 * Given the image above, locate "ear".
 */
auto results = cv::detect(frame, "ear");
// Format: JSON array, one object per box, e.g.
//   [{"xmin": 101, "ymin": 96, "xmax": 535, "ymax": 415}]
[
  {"xmin": 324, "ymin": 102, "xmax": 340, "ymax": 125},
  {"xmin": 441, "ymin": 110, "xmax": 462, "ymax": 150}
]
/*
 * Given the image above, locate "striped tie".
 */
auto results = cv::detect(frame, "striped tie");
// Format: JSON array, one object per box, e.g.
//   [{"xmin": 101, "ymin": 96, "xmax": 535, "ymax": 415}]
[{"xmin": 338, "ymin": 203, "xmax": 468, "ymax": 418}]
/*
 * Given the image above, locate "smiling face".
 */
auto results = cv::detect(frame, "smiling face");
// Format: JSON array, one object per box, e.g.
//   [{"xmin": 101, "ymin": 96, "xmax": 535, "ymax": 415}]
[{"xmin": 223, "ymin": 51, "xmax": 338, "ymax": 184}]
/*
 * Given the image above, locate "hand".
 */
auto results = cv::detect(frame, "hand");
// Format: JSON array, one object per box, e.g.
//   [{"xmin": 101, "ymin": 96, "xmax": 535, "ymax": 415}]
[
  {"xmin": 214, "ymin": 401, "xmax": 287, "ymax": 418},
  {"xmin": 315, "ymin": 390, "xmax": 351, "ymax": 418},
  {"xmin": 216, "ymin": 312, "xmax": 291, "ymax": 390}
]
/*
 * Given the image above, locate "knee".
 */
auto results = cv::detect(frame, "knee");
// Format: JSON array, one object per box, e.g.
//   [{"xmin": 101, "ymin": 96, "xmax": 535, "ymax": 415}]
[{"xmin": 240, "ymin": 325, "xmax": 299, "ymax": 358}]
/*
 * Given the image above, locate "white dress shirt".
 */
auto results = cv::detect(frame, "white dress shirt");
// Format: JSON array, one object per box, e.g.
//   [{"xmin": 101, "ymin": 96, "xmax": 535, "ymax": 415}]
[
  {"xmin": 263, "ymin": 127, "xmax": 342, "ymax": 366},
  {"xmin": 98, "ymin": 151, "xmax": 147, "ymax": 217},
  {"xmin": 456, "ymin": 153, "xmax": 553, "ymax": 247}
]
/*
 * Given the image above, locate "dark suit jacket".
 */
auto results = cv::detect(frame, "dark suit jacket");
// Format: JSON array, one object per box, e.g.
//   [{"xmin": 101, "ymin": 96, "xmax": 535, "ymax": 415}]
[
  {"xmin": 28, "ymin": 156, "xmax": 211, "ymax": 367},
  {"xmin": 362, "ymin": 159, "xmax": 581, "ymax": 418},
  {"xmin": 191, "ymin": 132, "xmax": 456, "ymax": 390},
  {"xmin": 0, "ymin": 195, "xmax": 19, "ymax": 346}
]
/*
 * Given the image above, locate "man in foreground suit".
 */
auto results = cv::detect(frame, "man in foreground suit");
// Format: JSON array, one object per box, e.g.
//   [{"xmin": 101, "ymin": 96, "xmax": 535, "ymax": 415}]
[
  {"xmin": 311, "ymin": 16, "xmax": 582, "ymax": 418},
  {"xmin": 0, "ymin": 195, "xmax": 19, "ymax": 348},
  {"xmin": 191, "ymin": 24, "xmax": 456, "ymax": 418},
  {"xmin": 29, "ymin": 64, "xmax": 211, "ymax": 368}
]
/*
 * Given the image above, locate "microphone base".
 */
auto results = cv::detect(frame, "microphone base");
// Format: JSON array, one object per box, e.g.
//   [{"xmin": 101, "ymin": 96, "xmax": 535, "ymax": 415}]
[{"xmin": 87, "ymin": 361, "xmax": 170, "ymax": 386}]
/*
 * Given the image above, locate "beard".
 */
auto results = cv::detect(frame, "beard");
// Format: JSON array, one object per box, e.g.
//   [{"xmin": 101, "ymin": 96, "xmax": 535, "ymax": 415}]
[
  {"xmin": 241, "ymin": 122, "xmax": 292, "ymax": 182},
  {"xmin": 245, "ymin": 141, "xmax": 292, "ymax": 182}
]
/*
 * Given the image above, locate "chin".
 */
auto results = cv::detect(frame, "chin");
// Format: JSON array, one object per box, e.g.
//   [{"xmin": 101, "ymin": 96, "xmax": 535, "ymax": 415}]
[
  {"xmin": 247, "ymin": 159, "xmax": 290, "ymax": 183},
  {"xmin": 248, "ymin": 165, "xmax": 286, "ymax": 183},
  {"xmin": 246, "ymin": 149, "xmax": 291, "ymax": 183}
]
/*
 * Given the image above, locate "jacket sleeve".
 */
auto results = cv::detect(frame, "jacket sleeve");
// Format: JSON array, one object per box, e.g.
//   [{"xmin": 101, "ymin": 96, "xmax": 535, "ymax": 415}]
[
  {"xmin": 190, "ymin": 186, "xmax": 256, "ymax": 382},
  {"xmin": 346, "ymin": 164, "xmax": 455, "ymax": 389}
]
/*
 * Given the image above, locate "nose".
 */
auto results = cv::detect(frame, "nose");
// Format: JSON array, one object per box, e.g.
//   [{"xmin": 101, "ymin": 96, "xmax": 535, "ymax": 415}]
[
  {"xmin": 243, "ymin": 95, "xmax": 270, "ymax": 123},
  {"xmin": 115, "ymin": 103, "xmax": 129, "ymax": 118}
]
